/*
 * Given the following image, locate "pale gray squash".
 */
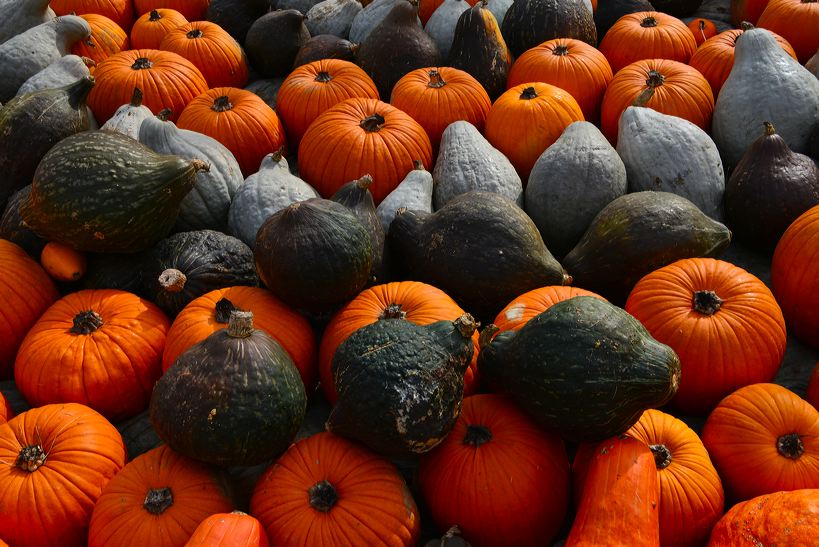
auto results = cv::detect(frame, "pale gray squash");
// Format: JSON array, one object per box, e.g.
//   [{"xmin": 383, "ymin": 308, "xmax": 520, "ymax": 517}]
[
  {"xmin": 305, "ymin": 0, "xmax": 363, "ymax": 39},
  {"xmin": 349, "ymin": 0, "xmax": 416, "ymax": 44},
  {"xmin": 228, "ymin": 151, "xmax": 320, "ymax": 248},
  {"xmin": 138, "ymin": 112, "xmax": 243, "ymax": 233},
  {"xmin": 100, "ymin": 88, "xmax": 154, "ymax": 140},
  {"xmin": 376, "ymin": 161, "xmax": 434, "ymax": 233},
  {"xmin": 712, "ymin": 28, "xmax": 819, "ymax": 172},
  {"xmin": 485, "ymin": 0, "xmax": 514, "ymax": 26},
  {"xmin": 0, "ymin": 0, "xmax": 55, "ymax": 45},
  {"xmin": 425, "ymin": 0, "xmax": 470, "ymax": 60},
  {"xmin": 526, "ymin": 121, "xmax": 627, "ymax": 259},
  {"xmin": 433, "ymin": 120, "xmax": 523, "ymax": 209},
  {"xmin": 0, "ymin": 15, "xmax": 91, "ymax": 103},
  {"xmin": 277, "ymin": 0, "xmax": 325, "ymax": 14},
  {"xmin": 807, "ymin": 48, "xmax": 819, "ymax": 80},
  {"xmin": 617, "ymin": 106, "xmax": 725, "ymax": 222},
  {"xmin": 15, "ymin": 54, "xmax": 97, "ymax": 127}
]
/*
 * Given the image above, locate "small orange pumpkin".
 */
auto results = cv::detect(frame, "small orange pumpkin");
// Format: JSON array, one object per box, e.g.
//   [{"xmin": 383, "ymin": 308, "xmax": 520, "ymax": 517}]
[
  {"xmin": 133, "ymin": 0, "xmax": 210, "ymax": 21},
  {"xmin": 159, "ymin": 21, "xmax": 249, "ymax": 88},
  {"xmin": 130, "ymin": 9, "xmax": 189, "ymax": 50},
  {"xmin": 51, "ymin": 0, "xmax": 135, "ymax": 31},
  {"xmin": 599, "ymin": 12, "xmax": 698, "ymax": 74},
  {"xmin": 0, "ymin": 391, "xmax": 12, "ymax": 424},
  {"xmin": 493, "ymin": 286, "xmax": 607, "ymax": 335},
  {"xmin": 71, "ymin": 14, "xmax": 130, "ymax": 66},
  {"xmin": 757, "ymin": 0, "xmax": 819, "ymax": 63},
  {"xmin": 185, "ymin": 512, "xmax": 269, "ymax": 547},
  {"xmin": 40, "ymin": 241, "xmax": 87, "ymax": 282},
  {"xmin": 687, "ymin": 18, "xmax": 718, "ymax": 46}
]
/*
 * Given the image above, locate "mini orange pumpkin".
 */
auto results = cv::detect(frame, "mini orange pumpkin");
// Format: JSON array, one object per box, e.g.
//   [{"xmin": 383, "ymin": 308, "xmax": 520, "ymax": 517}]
[
  {"xmin": 130, "ymin": 9, "xmax": 189, "ymax": 50},
  {"xmin": 687, "ymin": 18, "xmax": 718, "ymax": 46},
  {"xmin": 599, "ymin": 12, "xmax": 697, "ymax": 74},
  {"xmin": 40, "ymin": 241, "xmax": 87, "ymax": 282},
  {"xmin": 185, "ymin": 512, "xmax": 269, "ymax": 547},
  {"xmin": 159, "ymin": 21, "xmax": 249, "ymax": 88},
  {"xmin": 71, "ymin": 14, "xmax": 130, "ymax": 66},
  {"xmin": 51, "ymin": 0, "xmax": 135, "ymax": 31}
]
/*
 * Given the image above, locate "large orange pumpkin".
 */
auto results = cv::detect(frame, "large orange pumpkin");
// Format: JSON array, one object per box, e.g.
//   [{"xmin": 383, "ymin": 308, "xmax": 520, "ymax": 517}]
[
  {"xmin": 130, "ymin": 9, "xmax": 189, "ymax": 50},
  {"xmin": 177, "ymin": 87, "xmax": 286, "ymax": 177},
  {"xmin": 485, "ymin": 82, "xmax": 585, "ymax": 182},
  {"xmin": 51, "ymin": 0, "xmax": 135, "ymax": 31},
  {"xmin": 250, "ymin": 432, "xmax": 420, "ymax": 546},
  {"xmin": 318, "ymin": 281, "xmax": 479, "ymax": 403},
  {"xmin": 88, "ymin": 444, "xmax": 234, "ymax": 547},
  {"xmin": 276, "ymin": 59, "xmax": 380, "ymax": 150},
  {"xmin": 702, "ymin": 383, "xmax": 819, "ymax": 502},
  {"xmin": 390, "ymin": 66, "xmax": 492, "ymax": 153},
  {"xmin": 599, "ymin": 12, "xmax": 697, "ymax": 74},
  {"xmin": 298, "ymin": 97, "xmax": 433, "ymax": 204},
  {"xmin": 757, "ymin": 0, "xmax": 819, "ymax": 63},
  {"xmin": 185, "ymin": 512, "xmax": 269, "ymax": 547},
  {"xmin": 159, "ymin": 21, "xmax": 248, "ymax": 88},
  {"xmin": 0, "ymin": 392, "xmax": 13, "ymax": 424},
  {"xmin": 163, "ymin": 286, "xmax": 317, "ymax": 392},
  {"xmin": 771, "ymin": 197, "xmax": 819, "ymax": 350},
  {"xmin": 0, "ymin": 240, "xmax": 59, "ymax": 379},
  {"xmin": 492, "ymin": 286, "xmax": 607, "ymax": 335},
  {"xmin": 71, "ymin": 14, "xmax": 130, "ymax": 66},
  {"xmin": 507, "ymin": 38, "xmax": 613, "ymax": 124},
  {"xmin": 418, "ymin": 394, "xmax": 570, "ymax": 546},
  {"xmin": 0, "ymin": 403, "xmax": 127, "ymax": 547},
  {"xmin": 599, "ymin": 58, "xmax": 714, "ymax": 145},
  {"xmin": 88, "ymin": 48, "xmax": 208, "ymax": 124},
  {"xmin": 14, "ymin": 289, "xmax": 170, "ymax": 421},
  {"xmin": 134, "ymin": 0, "xmax": 210, "ymax": 20},
  {"xmin": 625, "ymin": 258, "xmax": 786, "ymax": 414}
]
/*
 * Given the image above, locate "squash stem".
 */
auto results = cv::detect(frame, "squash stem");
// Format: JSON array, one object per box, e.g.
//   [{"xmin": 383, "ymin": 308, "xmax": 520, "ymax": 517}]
[
  {"xmin": 463, "ymin": 424, "xmax": 492, "ymax": 446},
  {"xmin": 519, "ymin": 86, "xmax": 538, "ymax": 100},
  {"xmin": 380, "ymin": 303, "xmax": 407, "ymax": 320},
  {"xmin": 427, "ymin": 69, "xmax": 447, "ymax": 88},
  {"xmin": 641, "ymin": 16, "xmax": 658, "ymax": 28},
  {"xmin": 309, "ymin": 480, "xmax": 338, "ymax": 512},
  {"xmin": 552, "ymin": 44, "xmax": 570, "ymax": 56},
  {"xmin": 227, "ymin": 310, "xmax": 255, "ymax": 338},
  {"xmin": 143, "ymin": 487, "xmax": 174, "ymax": 515},
  {"xmin": 71, "ymin": 310, "xmax": 104, "ymax": 334},
  {"xmin": 360, "ymin": 114, "xmax": 385, "ymax": 132},
  {"xmin": 649, "ymin": 444, "xmax": 673, "ymax": 469},
  {"xmin": 315, "ymin": 71, "xmax": 333, "ymax": 83},
  {"xmin": 159, "ymin": 268, "xmax": 187, "ymax": 293},
  {"xmin": 777, "ymin": 433, "xmax": 805, "ymax": 459},
  {"xmin": 212, "ymin": 95, "xmax": 234, "ymax": 112},
  {"xmin": 149, "ymin": 9, "xmax": 161, "ymax": 21},
  {"xmin": 187, "ymin": 28, "xmax": 204, "ymax": 39},
  {"xmin": 16, "ymin": 444, "xmax": 46, "ymax": 472},
  {"xmin": 131, "ymin": 57, "xmax": 154, "ymax": 70},
  {"xmin": 356, "ymin": 174, "xmax": 374, "ymax": 190}
]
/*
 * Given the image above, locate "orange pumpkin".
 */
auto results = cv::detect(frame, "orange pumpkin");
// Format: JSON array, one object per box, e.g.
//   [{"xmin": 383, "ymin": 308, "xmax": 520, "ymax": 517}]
[
  {"xmin": 40, "ymin": 241, "xmax": 87, "ymax": 282},
  {"xmin": 689, "ymin": 27, "xmax": 797, "ymax": 97},
  {"xmin": 808, "ymin": 363, "xmax": 819, "ymax": 408},
  {"xmin": 507, "ymin": 38, "xmax": 613, "ymax": 124},
  {"xmin": 177, "ymin": 87, "xmax": 286, "ymax": 177},
  {"xmin": 185, "ymin": 512, "xmax": 269, "ymax": 547},
  {"xmin": 599, "ymin": 12, "xmax": 697, "ymax": 74},
  {"xmin": 485, "ymin": 82, "xmax": 585, "ymax": 181},
  {"xmin": 0, "ymin": 239, "xmax": 59, "ymax": 379},
  {"xmin": 702, "ymin": 383, "xmax": 819, "ymax": 502},
  {"xmin": 731, "ymin": 0, "xmax": 772, "ymax": 25},
  {"xmin": 318, "ymin": 281, "xmax": 480, "ymax": 404},
  {"xmin": 625, "ymin": 258, "xmax": 786, "ymax": 414},
  {"xmin": 0, "ymin": 392, "xmax": 12, "ymax": 424},
  {"xmin": 159, "ymin": 21, "xmax": 248, "ymax": 88},
  {"xmin": 390, "ymin": 66, "xmax": 492, "ymax": 153},
  {"xmin": 276, "ymin": 59, "xmax": 380, "ymax": 150},
  {"xmin": 51, "ymin": 0, "xmax": 135, "ymax": 31},
  {"xmin": 771, "ymin": 204, "xmax": 819, "ymax": 350},
  {"xmin": 134, "ymin": 0, "xmax": 210, "ymax": 20},
  {"xmin": 418, "ymin": 394, "xmax": 570, "ymax": 546},
  {"xmin": 14, "ymin": 289, "xmax": 170, "ymax": 421},
  {"xmin": 419, "ymin": 0, "xmax": 446, "ymax": 24},
  {"xmin": 71, "ymin": 14, "xmax": 130, "ymax": 66},
  {"xmin": 687, "ymin": 18, "xmax": 718, "ymax": 46},
  {"xmin": 250, "ymin": 432, "xmax": 420, "ymax": 546},
  {"xmin": 131, "ymin": 9, "xmax": 189, "ymax": 50},
  {"xmin": 163, "ymin": 286, "xmax": 317, "ymax": 392},
  {"xmin": 88, "ymin": 444, "xmax": 234, "ymax": 547},
  {"xmin": 0, "ymin": 403, "xmax": 127, "ymax": 547},
  {"xmin": 493, "ymin": 286, "xmax": 607, "ymax": 335},
  {"xmin": 88, "ymin": 48, "xmax": 208, "ymax": 124},
  {"xmin": 757, "ymin": 0, "xmax": 819, "ymax": 63},
  {"xmin": 599, "ymin": 58, "xmax": 714, "ymax": 145},
  {"xmin": 298, "ymin": 97, "xmax": 433, "ymax": 204}
]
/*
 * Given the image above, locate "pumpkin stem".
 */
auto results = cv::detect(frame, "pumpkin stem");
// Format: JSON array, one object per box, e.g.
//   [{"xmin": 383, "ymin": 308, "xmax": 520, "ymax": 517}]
[
  {"xmin": 360, "ymin": 113, "xmax": 385, "ymax": 132},
  {"xmin": 315, "ymin": 71, "xmax": 333, "ymax": 83},
  {"xmin": 777, "ymin": 433, "xmax": 805, "ymax": 459},
  {"xmin": 692, "ymin": 290, "xmax": 723, "ymax": 316},
  {"xmin": 227, "ymin": 310, "xmax": 255, "ymax": 338},
  {"xmin": 764, "ymin": 121, "xmax": 776, "ymax": 136},
  {"xmin": 454, "ymin": 313, "xmax": 477, "ymax": 339},
  {"xmin": 215, "ymin": 298, "xmax": 237, "ymax": 323},
  {"xmin": 739, "ymin": 21, "xmax": 755, "ymax": 31},
  {"xmin": 552, "ymin": 44, "xmax": 570, "ymax": 56},
  {"xmin": 131, "ymin": 57, "xmax": 154, "ymax": 70},
  {"xmin": 16, "ymin": 444, "xmax": 47, "ymax": 472},
  {"xmin": 149, "ymin": 9, "xmax": 161, "ymax": 21},
  {"xmin": 413, "ymin": 159, "xmax": 424, "ymax": 170},
  {"xmin": 519, "ymin": 86, "xmax": 538, "ymax": 100},
  {"xmin": 641, "ymin": 16, "xmax": 658, "ymax": 27},
  {"xmin": 650, "ymin": 444, "xmax": 673, "ymax": 469},
  {"xmin": 463, "ymin": 424, "xmax": 492, "ymax": 447},
  {"xmin": 157, "ymin": 108, "xmax": 173, "ymax": 121},
  {"xmin": 143, "ymin": 487, "xmax": 174, "ymax": 515},
  {"xmin": 380, "ymin": 303, "xmax": 407, "ymax": 320},
  {"xmin": 309, "ymin": 480, "xmax": 338, "ymax": 512},
  {"xmin": 427, "ymin": 69, "xmax": 447, "ymax": 88},
  {"xmin": 71, "ymin": 310, "xmax": 103, "ymax": 334},
  {"xmin": 356, "ymin": 174, "xmax": 374, "ymax": 190},
  {"xmin": 159, "ymin": 268, "xmax": 187, "ymax": 293},
  {"xmin": 186, "ymin": 28, "xmax": 204, "ymax": 39},
  {"xmin": 129, "ymin": 87, "xmax": 144, "ymax": 107},
  {"xmin": 478, "ymin": 324, "xmax": 500, "ymax": 349},
  {"xmin": 645, "ymin": 70, "xmax": 665, "ymax": 88},
  {"xmin": 212, "ymin": 95, "xmax": 233, "ymax": 112},
  {"xmin": 698, "ymin": 20, "xmax": 707, "ymax": 41}
]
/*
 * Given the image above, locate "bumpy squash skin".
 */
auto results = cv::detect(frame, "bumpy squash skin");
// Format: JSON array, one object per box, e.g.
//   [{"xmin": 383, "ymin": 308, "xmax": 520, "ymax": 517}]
[
  {"xmin": 0, "ymin": 186, "xmax": 47, "ymax": 257},
  {"xmin": 479, "ymin": 296, "xmax": 681, "ymax": 443},
  {"xmin": 331, "ymin": 176, "xmax": 385, "ymax": 285},
  {"xmin": 501, "ymin": 0, "xmax": 597, "ymax": 57},
  {"xmin": 20, "ymin": 131, "xmax": 204, "ymax": 253},
  {"xmin": 448, "ymin": 3, "xmax": 511, "ymax": 101},
  {"xmin": 327, "ymin": 315, "xmax": 475, "ymax": 459},
  {"xmin": 0, "ymin": 0, "xmax": 55, "ymax": 45}
]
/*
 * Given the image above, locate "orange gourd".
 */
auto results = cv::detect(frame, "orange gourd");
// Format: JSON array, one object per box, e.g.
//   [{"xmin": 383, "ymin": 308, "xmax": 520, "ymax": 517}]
[
  {"xmin": 687, "ymin": 18, "xmax": 718, "ymax": 46},
  {"xmin": 50, "ymin": 0, "xmax": 135, "ymax": 31},
  {"xmin": 130, "ymin": 9, "xmax": 189, "ymax": 50},
  {"xmin": 599, "ymin": 12, "xmax": 697, "ymax": 74},
  {"xmin": 493, "ymin": 286, "xmax": 606, "ymax": 335},
  {"xmin": 40, "ymin": 241, "xmax": 87, "ymax": 282},
  {"xmin": 185, "ymin": 512, "xmax": 269, "ymax": 547},
  {"xmin": 71, "ymin": 14, "xmax": 129, "ymax": 66},
  {"xmin": 159, "ymin": 21, "xmax": 249, "ymax": 88},
  {"xmin": 757, "ymin": 0, "xmax": 819, "ymax": 63}
]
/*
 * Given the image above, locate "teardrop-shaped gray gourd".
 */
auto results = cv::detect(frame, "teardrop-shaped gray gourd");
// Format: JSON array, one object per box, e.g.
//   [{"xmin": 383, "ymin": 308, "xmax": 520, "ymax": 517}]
[
  {"xmin": 425, "ymin": 0, "xmax": 470, "ymax": 60},
  {"xmin": 617, "ymin": 106, "xmax": 725, "ymax": 222},
  {"xmin": 349, "ymin": 0, "xmax": 410, "ymax": 44},
  {"xmin": 15, "ymin": 54, "xmax": 94, "ymax": 96},
  {"xmin": 376, "ymin": 161, "xmax": 433, "ymax": 233},
  {"xmin": 433, "ymin": 120, "xmax": 523, "ymax": 209},
  {"xmin": 305, "ymin": 0, "xmax": 363, "ymax": 39},
  {"xmin": 526, "ymin": 121, "xmax": 627, "ymax": 259},
  {"xmin": 0, "ymin": 0, "xmax": 55, "ymax": 45},
  {"xmin": 712, "ymin": 28, "xmax": 819, "ymax": 172},
  {"xmin": 101, "ymin": 87, "xmax": 153, "ymax": 140}
]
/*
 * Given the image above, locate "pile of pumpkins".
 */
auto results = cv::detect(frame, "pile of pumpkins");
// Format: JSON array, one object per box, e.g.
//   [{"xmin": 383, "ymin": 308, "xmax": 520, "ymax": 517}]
[{"xmin": 1, "ymin": 0, "xmax": 819, "ymax": 544}]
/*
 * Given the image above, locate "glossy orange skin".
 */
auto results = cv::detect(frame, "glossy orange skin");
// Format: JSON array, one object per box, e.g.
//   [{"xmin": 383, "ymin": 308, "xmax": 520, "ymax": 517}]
[
  {"xmin": 89, "ymin": 445, "xmax": 234, "ymax": 547},
  {"xmin": 88, "ymin": 48, "xmax": 208, "ymax": 124},
  {"xmin": 177, "ymin": 87, "xmax": 286, "ymax": 177},
  {"xmin": 0, "ymin": 403, "xmax": 127, "ymax": 547},
  {"xmin": 185, "ymin": 512, "xmax": 269, "ymax": 547},
  {"xmin": 163, "ymin": 286, "xmax": 317, "ymax": 392},
  {"xmin": 702, "ymin": 383, "xmax": 819, "ymax": 502},
  {"xmin": 319, "ymin": 281, "xmax": 479, "ymax": 403},
  {"xmin": 485, "ymin": 82, "xmax": 585, "ymax": 182},
  {"xmin": 14, "ymin": 289, "xmax": 170, "ymax": 421},
  {"xmin": 757, "ymin": 0, "xmax": 818, "ymax": 62},
  {"xmin": 250, "ymin": 432, "xmax": 420, "ymax": 546},
  {"xmin": 130, "ymin": 9, "xmax": 189, "ymax": 50},
  {"xmin": 160, "ymin": 21, "xmax": 249, "ymax": 88},
  {"xmin": 687, "ymin": 18, "xmax": 718, "ymax": 46},
  {"xmin": 625, "ymin": 258, "xmax": 786, "ymax": 414},
  {"xmin": 0, "ymin": 391, "xmax": 13, "ymax": 424},
  {"xmin": 418, "ymin": 394, "xmax": 570, "ymax": 547},
  {"xmin": 71, "ymin": 14, "xmax": 129, "ymax": 66},
  {"xmin": 298, "ymin": 97, "xmax": 433, "ymax": 204},
  {"xmin": 599, "ymin": 12, "xmax": 697, "ymax": 74},
  {"xmin": 730, "ymin": 0, "xmax": 772, "ymax": 26},
  {"xmin": 40, "ymin": 241, "xmax": 87, "ymax": 282},
  {"xmin": 51, "ymin": 0, "xmax": 135, "ymax": 31},
  {"xmin": 277, "ymin": 59, "xmax": 380, "ymax": 149},
  {"xmin": 493, "ymin": 286, "xmax": 606, "ymax": 334},
  {"xmin": 600, "ymin": 58, "xmax": 714, "ymax": 146},
  {"xmin": 507, "ymin": 38, "xmax": 613, "ymax": 124},
  {"xmin": 134, "ymin": 0, "xmax": 210, "ymax": 20}
]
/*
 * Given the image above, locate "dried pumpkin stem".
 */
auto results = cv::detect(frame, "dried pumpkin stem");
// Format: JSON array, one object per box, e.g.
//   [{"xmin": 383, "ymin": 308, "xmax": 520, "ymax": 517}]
[
  {"xmin": 360, "ymin": 113, "xmax": 385, "ymax": 132},
  {"xmin": 692, "ymin": 290, "xmax": 722, "ymax": 316},
  {"xmin": 71, "ymin": 310, "xmax": 103, "ymax": 334},
  {"xmin": 227, "ymin": 310, "xmax": 255, "ymax": 338},
  {"xmin": 552, "ymin": 44, "xmax": 570, "ymax": 56},
  {"xmin": 380, "ymin": 303, "xmax": 407, "ymax": 320},
  {"xmin": 149, "ymin": 9, "xmax": 161, "ymax": 21},
  {"xmin": 159, "ymin": 268, "xmax": 187, "ymax": 293},
  {"xmin": 650, "ymin": 444, "xmax": 673, "ymax": 469},
  {"xmin": 212, "ymin": 95, "xmax": 233, "ymax": 112},
  {"xmin": 315, "ymin": 71, "xmax": 333, "ymax": 83},
  {"xmin": 131, "ymin": 57, "xmax": 153, "ymax": 70},
  {"xmin": 143, "ymin": 487, "xmax": 174, "ymax": 515},
  {"xmin": 454, "ymin": 313, "xmax": 477, "ymax": 338},
  {"xmin": 309, "ymin": 480, "xmax": 338, "ymax": 512},
  {"xmin": 519, "ymin": 86, "xmax": 538, "ymax": 100},
  {"xmin": 463, "ymin": 424, "xmax": 492, "ymax": 447},
  {"xmin": 427, "ymin": 69, "xmax": 447, "ymax": 88},
  {"xmin": 16, "ymin": 444, "xmax": 47, "ymax": 472},
  {"xmin": 187, "ymin": 28, "xmax": 204, "ymax": 39},
  {"xmin": 777, "ymin": 433, "xmax": 805, "ymax": 459},
  {"xmin": 641, "ymin": 16, "xmax": 658, "ymax": 27}
]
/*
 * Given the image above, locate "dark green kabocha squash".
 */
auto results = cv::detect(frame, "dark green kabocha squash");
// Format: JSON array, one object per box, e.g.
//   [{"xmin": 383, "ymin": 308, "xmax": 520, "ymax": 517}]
[
  {"xmin": 479, "ymin": 296, "xmax": 681, "ymax": 443},
  {"xmin": 293, "ymin": 34, "xmax": 359, "ymax": 68},
  {"xmin": 245, "ymin": 9, "xmax": 311, "ymax": 78},
  {"xmin": 327, "ymin": 313, "xmax": 476, "ymax": 459},
  {"xmin": 331, "ymin": 175, "xmax": 385, "ymax": 285},
  {"xmin": 0, "ymin": 186, "xmax": 47, "ymax": 258},
  {"xmin": 81, "ymin": 251, "xmax": 149, "ymax": 295},
  {"xmin": 205, "ymin": 0, "xmax": 276, "ymax": 44},
  {"xmin": 150, "ymin": 310, "xmax": 307, "ymax": 467},
  {"xmin": 501, "ymin": 0, "xmax": 597, "ymax": 57},
  {"xmin": 19, "ymin": 130, "xmax": 208, "ymax": 254},
  {"xmin": 594, "ymin": 0, "xmax": 654, "ymax": 40},
  {"xmin": 254, "ymin": 198, "xmax": 373, "ymax": 316}
]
